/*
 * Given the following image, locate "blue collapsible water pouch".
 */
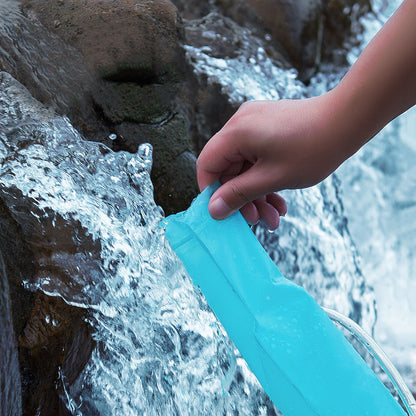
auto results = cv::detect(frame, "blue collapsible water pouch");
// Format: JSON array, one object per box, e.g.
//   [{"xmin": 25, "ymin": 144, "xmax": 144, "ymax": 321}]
[{"xmin": 163, "ymin": 183, "xmax": 406, "ymax": 416}]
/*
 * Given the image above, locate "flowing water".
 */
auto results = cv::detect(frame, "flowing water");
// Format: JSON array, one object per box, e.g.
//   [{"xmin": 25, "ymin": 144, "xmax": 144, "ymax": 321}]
[
  {"xmin": 0, "ymin": 0, "xmax": 414, "ymax": 415},
  {"xmin": 0, "ymin": 73, "xmax": 279, "ymax": 415}
]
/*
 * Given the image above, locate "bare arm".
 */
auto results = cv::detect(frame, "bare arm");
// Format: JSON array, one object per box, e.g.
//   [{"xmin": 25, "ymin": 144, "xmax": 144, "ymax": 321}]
[
  {"xmin": 328, "ymin": 0, "xmax": 416, "ymax": 157},
  {"xmin": 196, "ymin": 0, "xmax": 416, "ymax": 229}
]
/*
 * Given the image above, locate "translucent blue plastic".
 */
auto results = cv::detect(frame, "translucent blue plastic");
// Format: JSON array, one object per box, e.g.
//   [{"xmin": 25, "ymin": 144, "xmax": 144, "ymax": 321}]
[{"xmin": 163, "ymin": 183, "xmax": 406, "ymax": 416}]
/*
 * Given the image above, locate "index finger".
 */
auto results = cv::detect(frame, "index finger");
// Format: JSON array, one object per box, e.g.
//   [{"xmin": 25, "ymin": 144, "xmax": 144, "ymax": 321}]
[{"xmin": 196, "ymin": 131, "xmax": 245, "ymax": 191}]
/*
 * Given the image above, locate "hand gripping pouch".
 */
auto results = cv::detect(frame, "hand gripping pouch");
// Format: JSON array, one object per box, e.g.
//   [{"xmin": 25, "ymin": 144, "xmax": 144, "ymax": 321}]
[{"xmin": 163, "ymin": 183, "xmax": 406, "ymax": 416}]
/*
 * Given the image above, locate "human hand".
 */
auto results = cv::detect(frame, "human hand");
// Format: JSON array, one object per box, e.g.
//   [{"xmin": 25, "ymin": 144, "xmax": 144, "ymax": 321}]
[
  {"xmin": 197, "ymin": 94, "xmax": 352, "ymax": 230},
  {"xmin": 197, "ymin": 0, "xmax": 416, "ymax": 230}
]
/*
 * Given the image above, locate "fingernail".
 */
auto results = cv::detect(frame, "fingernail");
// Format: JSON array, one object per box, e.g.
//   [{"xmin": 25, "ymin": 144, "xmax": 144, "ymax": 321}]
[{"xmin": 209, "ymin": 197, "xmax": 231, "ymax": 219}]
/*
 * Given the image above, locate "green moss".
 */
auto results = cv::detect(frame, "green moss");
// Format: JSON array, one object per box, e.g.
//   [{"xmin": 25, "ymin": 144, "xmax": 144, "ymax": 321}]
[{"xmin": 93, "ymin": 81, "xmax": 179, "ymax": 124}]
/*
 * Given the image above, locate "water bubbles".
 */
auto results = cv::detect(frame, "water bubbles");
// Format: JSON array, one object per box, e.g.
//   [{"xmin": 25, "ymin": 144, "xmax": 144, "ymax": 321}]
[
  {"xmin": 257, "ymin": 46, "xmax": 265, "ymax": 56},
  {"xmin": 184, "ymin": 44, "xmax": 303, "ymax": 103},
  {"xmin": 138, "ymin": 142, "xmax": 152, "ymax": 162},
  {"xmin": 202, "ymin": 30, "xmax": 217, "ymax": 40},
  {"xmin": 108, "ymin": 133, "xmax": 117, "ymax": 141}
]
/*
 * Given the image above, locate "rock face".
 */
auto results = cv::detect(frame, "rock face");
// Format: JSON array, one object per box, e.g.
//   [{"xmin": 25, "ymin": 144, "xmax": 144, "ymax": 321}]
[
  {"xmin": 0, "ymin": 0, "xmax": 372, "ymax": 214},
  {"xmin": 22, "ymin": 0, "xmax": 183, "ymax": 82},
  {"xmin": 223, "ymin": 0, "xmax": 323, "ymax": 78}
]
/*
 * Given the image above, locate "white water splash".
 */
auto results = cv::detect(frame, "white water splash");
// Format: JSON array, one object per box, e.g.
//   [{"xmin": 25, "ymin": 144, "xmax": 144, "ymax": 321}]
[{"xmin": 0, "ymin": 73, "xmax": 280, "ymax": 415}]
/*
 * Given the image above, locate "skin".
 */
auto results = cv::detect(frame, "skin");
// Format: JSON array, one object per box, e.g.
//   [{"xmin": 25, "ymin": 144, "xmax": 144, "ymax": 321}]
[{"xmin": 196, "ymin": 0, "xmax": 416, "ymax": 230}]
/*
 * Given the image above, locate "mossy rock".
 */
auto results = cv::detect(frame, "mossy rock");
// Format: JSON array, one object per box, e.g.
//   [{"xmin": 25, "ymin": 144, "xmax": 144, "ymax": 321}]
[
  {"xmin": 93, "ymin": 81, "xmax": 178, "ymax": 125},
  {"xmin": 114, "ymin": 114, "xmax": 198, "ymax": 213}
]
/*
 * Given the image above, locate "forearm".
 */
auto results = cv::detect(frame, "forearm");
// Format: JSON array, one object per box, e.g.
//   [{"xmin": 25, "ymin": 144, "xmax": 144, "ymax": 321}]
[{"xmin": 329, "ymin": 0, "xmax": 416, "ymax": 156}]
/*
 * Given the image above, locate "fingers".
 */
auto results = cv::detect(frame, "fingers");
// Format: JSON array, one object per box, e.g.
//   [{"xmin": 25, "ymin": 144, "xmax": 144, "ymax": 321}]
[
  {"xmin": 196, "ymin": 130, "xmax": 245, "ymax": 192},
  {"xmin": 208, "ymin": 165, "xmax": 274, "ymax": 219},
  {"xmin": 266, "ymin": 193, "xmax": 287, "ymax": 217},
  {"xmin": 240, "ymin": 202, "xmax": 260, "ymax": 225},
  {"xmin": 238, "ymin": 194, "xmax": 287, "ymax": 230},
  {"xmin": 254, "ymin": 198, "xmax": 281, "ymax": 230}
]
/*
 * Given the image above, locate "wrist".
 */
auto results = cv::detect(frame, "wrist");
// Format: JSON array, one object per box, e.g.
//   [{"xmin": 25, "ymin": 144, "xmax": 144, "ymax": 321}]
[{"xmin": 323, "ymin": 83, "xmax": 379, "ymax": 161}]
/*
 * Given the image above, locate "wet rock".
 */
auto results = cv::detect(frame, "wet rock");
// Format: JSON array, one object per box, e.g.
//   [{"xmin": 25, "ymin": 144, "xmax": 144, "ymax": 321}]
[
  {"xmin": 173, "ymin": 0, "xmax": 371, "ymax": 81},
  {"xmin": 225, "ymin": 0, "xmax": 323, "ymax": 77},
  {"xmin": 1, "ymin": 0, "xmax": 199, "ymax": 213},
  {"xmin": 114, "ymin": 114, "xmax": 197, "ymax": 214},
  {"xmin": 0, "ymin": 195, "xmax": 35, "ymax": 337},
  {"xmin": 169, "ymin": 0, "xmax": 213, "ymax": 19},
  {"xmin": 0, "ymin": 250, "xmax": 22, "ymax": 416},
  {"xmin": 1, "ymin": 72, "xmax": 97, "ymax": 416},
  {"xmin": 19, "ymin": 291, "xmax": 94, "ymax": 416},
  {"xmin": 184, "ymin": 12, "xmax": 250, "ymax": 60},
  {"xmin": 186, "ymin": 77, "xmax": 237, "ymax": 152},
  {"xmin": 1, "ymin": 192, "xmax": 98, "ymax": 416},
  {"xmin": 0, "ymin": 0, "xmax": 102, "ymax": 137},
  {"xmin": 153, "ymin": 150, "xmax": 198, "ymax": 215},
  {"xmin": 321, "ymin": 0, "xmax": 371, "ymax": 63},
  {"xmin": 21, "ymin": 0, "xmax": 184, "ymax": 82},
  {"xmin": 179, "ymin": 12, "xmax": 287, "ymax": 150},
  {"xmin": 93, "ymin": 81, "xmax": 178, "ymax": 125}
]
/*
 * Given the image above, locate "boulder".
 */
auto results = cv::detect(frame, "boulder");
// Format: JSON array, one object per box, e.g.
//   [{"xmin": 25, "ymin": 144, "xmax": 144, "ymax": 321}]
[
  {"xmin": 21, "ymin": 0, "xmax": 184, "ymax": 83},
  {"xmin": 0, "ymin": 0, "xmax": 100, "ymax": 136},
  {"xmin": 0, "ymin": 0, "xmax": 201, "ymax": 213}
]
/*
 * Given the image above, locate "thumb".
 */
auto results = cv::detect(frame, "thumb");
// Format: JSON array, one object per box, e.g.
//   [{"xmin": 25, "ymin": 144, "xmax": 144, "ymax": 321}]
[{"xmin": 208, "ymin": 167, "xmax": 272, "ymax": 220}]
